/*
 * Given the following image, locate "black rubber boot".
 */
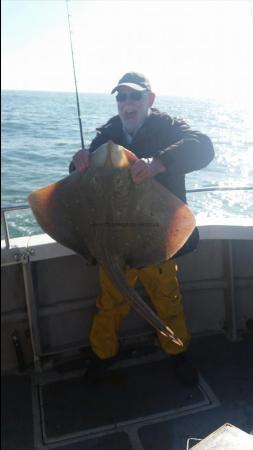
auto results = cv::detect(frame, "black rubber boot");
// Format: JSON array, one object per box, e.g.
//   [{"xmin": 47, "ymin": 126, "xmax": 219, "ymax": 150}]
[{"xmin": 171, "ymin": 352, "xmax": 199, "ymax": 387}]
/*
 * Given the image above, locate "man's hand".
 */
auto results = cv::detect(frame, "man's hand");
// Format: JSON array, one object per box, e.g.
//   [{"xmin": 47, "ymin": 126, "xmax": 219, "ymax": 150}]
[
  {"xmin": 72, "ymin": 149, "xmax": 90, "ymax": 172},
  {"xmin": 130, "ymin": 157, "xmax": 166, "ymax": 184}
]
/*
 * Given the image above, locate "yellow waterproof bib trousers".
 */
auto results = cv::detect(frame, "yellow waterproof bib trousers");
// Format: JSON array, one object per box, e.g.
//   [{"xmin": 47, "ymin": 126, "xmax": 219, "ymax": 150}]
[{"xmin": 90, "ymin": 260, "xmax": 191, "ymax": 359}]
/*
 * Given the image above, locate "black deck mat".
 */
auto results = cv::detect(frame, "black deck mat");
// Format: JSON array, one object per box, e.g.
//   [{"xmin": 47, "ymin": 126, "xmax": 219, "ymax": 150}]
[
  {"xmin": 39, "ymin": 358, "xmax": 208, "ymax": 442},
  {"xmin": 2, "ymin": 374, "xmax": 34, "ymax": 450}
]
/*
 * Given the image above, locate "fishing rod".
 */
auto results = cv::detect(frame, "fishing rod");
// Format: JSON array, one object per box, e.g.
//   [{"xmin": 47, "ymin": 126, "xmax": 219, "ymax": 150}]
[{"xmin": 66, "ymin": 0, "xmax": 85, "ymax": 150}]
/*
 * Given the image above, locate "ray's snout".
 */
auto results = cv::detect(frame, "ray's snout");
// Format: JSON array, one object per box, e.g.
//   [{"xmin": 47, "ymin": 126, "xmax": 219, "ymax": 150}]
[{"xmin": 91, "ymin": 141, "xmax": 129, "ymax": 169}]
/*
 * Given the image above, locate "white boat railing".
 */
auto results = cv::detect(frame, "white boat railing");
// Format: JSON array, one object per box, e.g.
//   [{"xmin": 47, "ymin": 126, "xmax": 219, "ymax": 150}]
[
  {"xmin": 1, "ymin": 204, "xmax": 30, "ymax": 250},
  {"xmin": 1, "ymin": 186, "xmax": 253, "ymax": 250}
]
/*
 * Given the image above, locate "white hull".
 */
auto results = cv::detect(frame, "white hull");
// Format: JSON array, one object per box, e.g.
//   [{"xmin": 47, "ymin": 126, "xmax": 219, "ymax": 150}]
[{"xmin": 2, "ymin": 220, "xmax": 253, "ymax": 373}]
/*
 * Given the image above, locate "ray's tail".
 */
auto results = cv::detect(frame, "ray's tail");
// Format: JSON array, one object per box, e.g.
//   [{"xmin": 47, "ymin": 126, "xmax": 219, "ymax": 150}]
[{"xmin": 103, "ymin": 257, "xmax": 183, "ymax": 347}]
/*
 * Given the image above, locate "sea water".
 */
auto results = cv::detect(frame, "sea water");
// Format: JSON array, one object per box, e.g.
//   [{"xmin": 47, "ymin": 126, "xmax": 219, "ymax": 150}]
[{"xmin": 1, "ymin": 90, "xmax": 253, "ymax": 239}]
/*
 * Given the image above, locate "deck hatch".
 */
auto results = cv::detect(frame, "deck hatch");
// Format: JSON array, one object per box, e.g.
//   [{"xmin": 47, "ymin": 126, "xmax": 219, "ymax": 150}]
[{"xmin": 34, "ymin": 357, "xmax": 219, "ymax": 446}]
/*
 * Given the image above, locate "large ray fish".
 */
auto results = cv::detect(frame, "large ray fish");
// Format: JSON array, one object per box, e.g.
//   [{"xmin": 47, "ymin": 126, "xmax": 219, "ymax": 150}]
[{"xmin": 28, "ymin": 141, "xmax": 196, "ymax": 346}]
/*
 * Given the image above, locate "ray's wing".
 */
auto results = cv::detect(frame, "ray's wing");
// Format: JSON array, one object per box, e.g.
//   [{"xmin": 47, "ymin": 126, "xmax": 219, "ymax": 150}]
[
  {"xmin": 28, "ymin": 172, "xmax": 92, "ymax": 260},
  {"xmin": 127, "ymin": 177, "xmax": 196, "ymax": 267}
]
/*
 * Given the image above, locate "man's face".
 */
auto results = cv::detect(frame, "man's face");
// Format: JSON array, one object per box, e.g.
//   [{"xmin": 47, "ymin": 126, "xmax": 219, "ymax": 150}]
[{"xmin": 116, "ymin": 86, "xmax": 155, "ymax": 135}]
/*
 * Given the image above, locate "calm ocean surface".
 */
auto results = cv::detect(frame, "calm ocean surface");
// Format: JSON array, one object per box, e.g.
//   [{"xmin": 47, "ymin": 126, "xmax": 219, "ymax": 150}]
[{"xmin": 1, "ymin": 90, "xmax": 253, "ymax": 239}]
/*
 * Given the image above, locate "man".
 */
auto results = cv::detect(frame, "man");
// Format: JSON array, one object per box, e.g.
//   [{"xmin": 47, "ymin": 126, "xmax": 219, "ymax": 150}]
[{"xmin": 70, "ymin": 72, "xmax": 214, "ymax": 385}]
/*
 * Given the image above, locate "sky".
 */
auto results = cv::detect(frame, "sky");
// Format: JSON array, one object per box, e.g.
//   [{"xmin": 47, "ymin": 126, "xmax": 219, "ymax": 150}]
[{"xmin": 2, "ymin": 0, "xmax": 253, "ymax": 103}]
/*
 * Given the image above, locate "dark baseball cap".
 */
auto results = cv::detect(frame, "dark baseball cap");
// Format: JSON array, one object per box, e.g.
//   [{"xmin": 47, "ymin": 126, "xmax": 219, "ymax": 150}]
[{"xmin": 111, "ymin": 72, "xmax": 152, "ymax": 94}]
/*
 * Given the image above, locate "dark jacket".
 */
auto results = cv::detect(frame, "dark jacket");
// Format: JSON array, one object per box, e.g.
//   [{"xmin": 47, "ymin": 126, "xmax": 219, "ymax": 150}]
[{"xmin": 69, "ymin": 108, "xmax": 215, "ymax": 257}]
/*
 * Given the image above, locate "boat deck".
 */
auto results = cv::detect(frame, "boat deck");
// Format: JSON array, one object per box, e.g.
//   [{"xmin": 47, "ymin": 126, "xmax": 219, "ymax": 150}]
[{"xmin": 2, "ymin": 332, "xmax": 253, "ymax": 450}]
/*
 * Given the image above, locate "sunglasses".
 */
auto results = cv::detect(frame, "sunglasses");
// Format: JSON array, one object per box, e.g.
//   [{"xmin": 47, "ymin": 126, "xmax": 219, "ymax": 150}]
[{"xmin": 116, "ymin": 91, "xmax": 146, "ymax": 102}]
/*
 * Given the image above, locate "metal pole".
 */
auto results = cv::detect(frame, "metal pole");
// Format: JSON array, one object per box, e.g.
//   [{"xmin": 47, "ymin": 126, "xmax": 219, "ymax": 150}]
[
  {"xmin": 1, "ymin": 210, "xmax": 10, "ymax": 249},
  {"xmin": 223, "ymin": 240, "xmax": 240, "ymax": 342},
  {"xmin": 21, "ymin": 252, "xmax": 42, "ymax": 371}
]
